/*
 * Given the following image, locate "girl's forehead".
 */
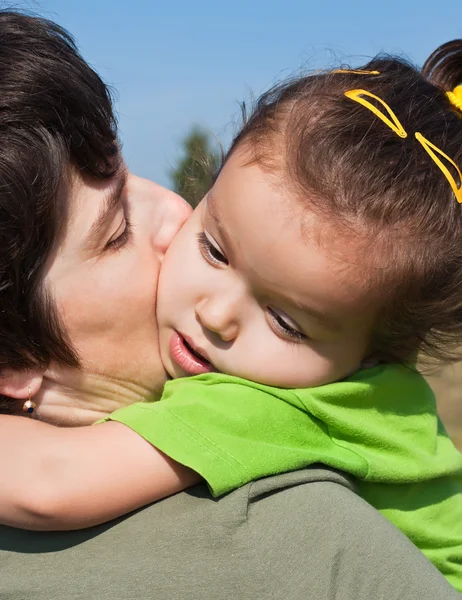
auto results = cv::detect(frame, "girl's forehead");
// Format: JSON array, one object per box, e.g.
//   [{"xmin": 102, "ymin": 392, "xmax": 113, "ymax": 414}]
[{"xmin": 206, "ymin": 152, "xmax": 381, "ymax": 325}]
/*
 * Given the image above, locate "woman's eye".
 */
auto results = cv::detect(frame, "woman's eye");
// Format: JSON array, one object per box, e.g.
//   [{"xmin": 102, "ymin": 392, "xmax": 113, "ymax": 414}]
[
  {"xmin": 197, "ymin": 231, "xmax": 228, "ymax": 265},
  {"xmin": 106, "ymin": 218, "xmax": 132, "ymax": 251},
  {"xmin": 268, "ymin": 307, "xmax": 307, "ymax": 342}
]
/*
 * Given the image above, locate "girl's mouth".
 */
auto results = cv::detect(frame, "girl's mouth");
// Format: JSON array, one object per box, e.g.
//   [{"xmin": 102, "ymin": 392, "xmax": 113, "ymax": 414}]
[{"xmin": 169, "ymin": 331, "xmax": 215, "ymax": 375}]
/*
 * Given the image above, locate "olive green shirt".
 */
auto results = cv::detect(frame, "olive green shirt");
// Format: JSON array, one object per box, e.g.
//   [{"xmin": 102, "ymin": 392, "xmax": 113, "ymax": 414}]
[{"xmin": 0, "ymin": 468, "xmax": 458, "ymax": 599}]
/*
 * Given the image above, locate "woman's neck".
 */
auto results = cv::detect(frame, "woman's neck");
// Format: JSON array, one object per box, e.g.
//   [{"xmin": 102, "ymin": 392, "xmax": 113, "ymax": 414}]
[{"xmin": 35, "ymin": 365, "xmax": 162, "ymax": 427}]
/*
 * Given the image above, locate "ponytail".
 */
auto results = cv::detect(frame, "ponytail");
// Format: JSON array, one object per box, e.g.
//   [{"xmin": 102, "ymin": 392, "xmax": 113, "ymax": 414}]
[{"xmin": 422, "ymin": 39, "xmax": 462, "ymax": 92}]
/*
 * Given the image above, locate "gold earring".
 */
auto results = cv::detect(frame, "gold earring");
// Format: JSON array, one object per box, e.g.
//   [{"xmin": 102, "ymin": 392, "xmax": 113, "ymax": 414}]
[{"xmin": 23, "ymin": 386, "xmax": 36, "ymax": 415}]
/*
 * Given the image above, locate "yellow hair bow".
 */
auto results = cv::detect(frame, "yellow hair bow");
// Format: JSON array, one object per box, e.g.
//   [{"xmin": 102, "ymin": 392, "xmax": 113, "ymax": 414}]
[
  {"xmin": 345, "ymin": 89, "xmax": 462, "ymax": 204},
  {"xmin": 446, "ymin": 85, "xmax": 462, "ymax": 113}
]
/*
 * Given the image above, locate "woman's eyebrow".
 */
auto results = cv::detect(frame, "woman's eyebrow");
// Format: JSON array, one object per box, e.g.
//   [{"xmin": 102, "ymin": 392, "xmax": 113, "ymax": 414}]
[{"xmin": 85, "ymin": 171, "xmax": 128, "ymax": 248}]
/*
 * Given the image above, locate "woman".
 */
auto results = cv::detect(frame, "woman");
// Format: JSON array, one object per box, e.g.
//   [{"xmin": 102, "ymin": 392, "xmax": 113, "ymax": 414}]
[
  {"xmin": 0, "ymin": 10, "xmax": 457, "ymax": 600},
  {"xmin": 0, "ymin": 12, "xmax": 190, "ymax": 422}
]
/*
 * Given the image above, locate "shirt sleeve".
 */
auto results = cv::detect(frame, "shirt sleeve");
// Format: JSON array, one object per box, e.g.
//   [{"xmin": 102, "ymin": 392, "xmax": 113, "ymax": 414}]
[
  {"xmin": 104, "ymin": 372, "xmax": 369, "ymax": 496},
  {"xmin": 104, "ymin": 366, "xmax": 462, "ymax": 494}
]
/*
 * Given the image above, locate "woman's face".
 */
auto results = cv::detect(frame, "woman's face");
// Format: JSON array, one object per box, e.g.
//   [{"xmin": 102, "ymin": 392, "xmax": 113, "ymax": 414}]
[{"xmin": 40, "ymin": 167, "xmax": 191, "ymax": 424}]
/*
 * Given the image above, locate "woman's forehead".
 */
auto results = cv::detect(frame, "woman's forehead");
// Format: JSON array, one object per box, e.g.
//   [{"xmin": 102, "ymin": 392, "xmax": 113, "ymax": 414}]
[{"xmin": 56, "ymin": 168, "xmax": 127, "ymax": 251}]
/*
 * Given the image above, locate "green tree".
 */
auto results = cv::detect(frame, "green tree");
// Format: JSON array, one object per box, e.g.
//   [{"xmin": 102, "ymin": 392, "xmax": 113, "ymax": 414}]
[{"xmin": 170, "ymin": 127, "xmax": 221, "ymax": 207}]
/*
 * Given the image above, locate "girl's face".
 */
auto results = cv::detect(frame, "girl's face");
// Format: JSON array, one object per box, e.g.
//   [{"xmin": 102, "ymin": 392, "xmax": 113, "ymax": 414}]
[{"xmin": 157, "ymin": 148, "xmax": 379, "ymax": 388}]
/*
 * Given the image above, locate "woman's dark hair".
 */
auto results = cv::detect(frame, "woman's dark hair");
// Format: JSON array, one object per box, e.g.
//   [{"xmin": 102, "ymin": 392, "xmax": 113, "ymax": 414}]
[
  {"xmin": 226, "ymin": 41, "xmax": 462, "ymax": 366},
  {"xmin": 0, "ymin": 11, "xmax": 119, "ymax": 381}
]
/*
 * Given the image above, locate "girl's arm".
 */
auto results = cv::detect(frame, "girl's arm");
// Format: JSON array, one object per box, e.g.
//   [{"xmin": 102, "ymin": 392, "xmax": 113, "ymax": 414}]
[{"xmin": 0, "ymin": 415, "xmax": 200, "ymax": 530}]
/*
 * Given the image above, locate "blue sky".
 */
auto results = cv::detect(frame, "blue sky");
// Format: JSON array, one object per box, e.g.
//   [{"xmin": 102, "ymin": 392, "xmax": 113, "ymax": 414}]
[{"xmin": 24, "ymin": 0, "xmax": 462, "ymax": 188}]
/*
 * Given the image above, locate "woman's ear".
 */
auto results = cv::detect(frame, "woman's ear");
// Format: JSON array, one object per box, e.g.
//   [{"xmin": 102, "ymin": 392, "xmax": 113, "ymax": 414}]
[{"xmin": 0, "ymin": 369, "xmax": 43, "ymax": 399}]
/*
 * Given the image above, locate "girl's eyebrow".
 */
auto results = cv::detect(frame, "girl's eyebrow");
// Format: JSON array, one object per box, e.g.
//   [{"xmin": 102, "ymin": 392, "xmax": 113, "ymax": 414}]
[
  {"xmin": 206, "ymin": 191, "xmax": 235, "ymax": 261},
  {"xmin": 290, "ymin": 299, "xmax": 341, "ymax": 334}
]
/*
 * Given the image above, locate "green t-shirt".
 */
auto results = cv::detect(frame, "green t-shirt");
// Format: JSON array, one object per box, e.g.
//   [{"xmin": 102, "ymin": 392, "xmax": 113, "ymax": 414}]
[{"xmin": 105, "ymin": 364, "xmax": 462, "ymax": 592}]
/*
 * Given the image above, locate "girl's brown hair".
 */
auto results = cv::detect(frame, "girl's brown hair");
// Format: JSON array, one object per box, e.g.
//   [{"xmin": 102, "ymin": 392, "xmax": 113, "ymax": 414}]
[{"xmin": 226, "ymin": 42, "xmax": 462, "ymax": 366}]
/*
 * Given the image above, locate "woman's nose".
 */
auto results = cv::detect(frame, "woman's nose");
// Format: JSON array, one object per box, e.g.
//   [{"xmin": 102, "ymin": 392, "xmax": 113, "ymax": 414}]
[
  {"xmin": 152, "ymin": 187, "xmax": 192, "ymax": 255},
  {"xmin": 149, "ymin": 182, "xmax": 192, "ymax": 258},
  {"xmin": 195, "ymin": 296, "xmax": 239, "ymax": 342}
]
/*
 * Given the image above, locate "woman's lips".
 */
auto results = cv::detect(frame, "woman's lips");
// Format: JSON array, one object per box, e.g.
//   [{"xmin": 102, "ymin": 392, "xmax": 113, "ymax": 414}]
[{"xmin": 169, "ymin": 331, "xmax": 215, "ymax": 375}]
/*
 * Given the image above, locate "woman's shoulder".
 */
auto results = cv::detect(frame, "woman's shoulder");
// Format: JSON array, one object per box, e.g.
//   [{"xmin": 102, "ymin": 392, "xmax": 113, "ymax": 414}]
[{"xmin": 1, "ymin": 466, "xmax": 457, "ymax": 600}]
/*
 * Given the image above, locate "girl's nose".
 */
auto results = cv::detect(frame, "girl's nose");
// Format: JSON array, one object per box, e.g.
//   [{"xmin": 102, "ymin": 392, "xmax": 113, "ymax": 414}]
[{"xmin": 195, "ymin": 296, "xmax": 239, "ymax": 342}]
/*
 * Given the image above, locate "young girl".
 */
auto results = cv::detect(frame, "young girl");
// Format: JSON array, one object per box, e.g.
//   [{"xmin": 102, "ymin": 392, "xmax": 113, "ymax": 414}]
[{"xmin": 2, "ymin": 41, "xmax": 462, "ymax": 591}]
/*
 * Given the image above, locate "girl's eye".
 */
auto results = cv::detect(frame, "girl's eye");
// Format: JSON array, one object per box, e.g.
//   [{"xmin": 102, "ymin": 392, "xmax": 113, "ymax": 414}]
[
  {"xmin": 197, "ymin": 231, "xmax": 228, "ymax": 266},
  {"xmin": 106, "ymin": 218, "xmax": 133, "ymax": 251},
  {"xmin": 268, "ymin": 307, "xmax": 307, "ymax": 342}
]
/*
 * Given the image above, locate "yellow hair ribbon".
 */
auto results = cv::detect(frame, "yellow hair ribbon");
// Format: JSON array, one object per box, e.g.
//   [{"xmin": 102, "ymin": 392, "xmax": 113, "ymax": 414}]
[
  {"xmin": 344, "ymin": 89, "xmax": 407, "ymax": 138},
  {"xmin": 415, "ymin": 132, "xmax": 462, "ymax": 203},
  {"xmin": 331, "ymin": 69, "xmax": 380, "ymax": 75},
  {"xmin": 446, "ymin": 85, "xmax": 462, "ymax": 113}
]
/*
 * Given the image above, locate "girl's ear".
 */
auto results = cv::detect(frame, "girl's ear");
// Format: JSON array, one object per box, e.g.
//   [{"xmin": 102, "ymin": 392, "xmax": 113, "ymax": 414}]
[{"xmin": 0, "ymin": 369, "xmax": 43, "ymax": 399}]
